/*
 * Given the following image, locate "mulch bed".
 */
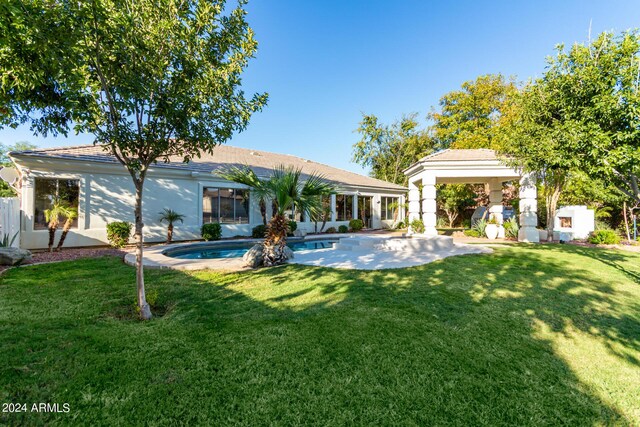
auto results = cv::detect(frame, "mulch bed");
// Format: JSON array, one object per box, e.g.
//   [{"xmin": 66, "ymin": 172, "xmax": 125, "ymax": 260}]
[{"xmin": 0, "ymin": 247, "xmax": 128, "ymax": 274}]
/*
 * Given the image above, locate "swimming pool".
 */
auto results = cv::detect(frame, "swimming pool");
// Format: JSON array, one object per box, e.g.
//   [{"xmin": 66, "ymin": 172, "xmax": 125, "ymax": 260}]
[{"xmin": 163, "ymin": 239, "xmax": 338, "ymax": 260}]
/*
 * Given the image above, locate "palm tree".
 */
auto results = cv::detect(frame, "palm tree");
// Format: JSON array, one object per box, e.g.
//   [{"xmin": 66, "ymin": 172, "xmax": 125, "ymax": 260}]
[
  {"xmin": 44, "ymin": 201, "xmax": 65, "ymax": 252},
  {"xmin": 219, "ymin": 165, "xmax": 338, "ymax": 266},
  {"xmin": 56, "ymin": 206, "xmax": 78, "ymax": 251},
  {"xmin": 159, "ymin": 208, "xmax": 185, "ymax": 243}
]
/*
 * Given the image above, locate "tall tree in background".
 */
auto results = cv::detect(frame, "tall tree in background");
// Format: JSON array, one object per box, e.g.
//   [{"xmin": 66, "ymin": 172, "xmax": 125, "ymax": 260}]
[
  {"xmin": 0, "ymin": 0, "xmax": 267, "ymax": 319},
  {"xmin": 499, "ymin": 30, "xmax": 640, "ymax": 238},
  {"xmin": 497, "ymin": 78, "xmax": 577, "ymax": 240},
  {"xmin": 539, "ymin": 31, "xmax": 640, "ymax": 206},
  {"xmin": 0, "ymin": 141, "xmax": 36, "ymax": 196},
  {"xmin": 352, "ymin": 113, "xmax": 434, "ymax": 186},
  {"xmin": 428, "ymin": 74, "xmax": 516, "ymax": 149}
]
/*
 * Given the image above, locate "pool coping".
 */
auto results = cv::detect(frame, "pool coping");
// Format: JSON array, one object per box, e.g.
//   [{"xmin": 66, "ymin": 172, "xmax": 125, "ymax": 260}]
[{"xmin": 123, "ymin": 233, "xmax": 365, "ymax": 271}]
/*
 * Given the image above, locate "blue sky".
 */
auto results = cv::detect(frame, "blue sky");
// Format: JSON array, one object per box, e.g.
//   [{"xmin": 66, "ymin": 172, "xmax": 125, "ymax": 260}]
[{"xmin": 2, "ymin": 0, "xmax": 639, "ymax": 174}]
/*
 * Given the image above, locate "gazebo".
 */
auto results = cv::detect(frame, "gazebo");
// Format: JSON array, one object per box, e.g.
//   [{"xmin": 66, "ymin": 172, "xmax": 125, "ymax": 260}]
[{"xmin": 404, "ymin": 149, "xmax": 539, "ymax": 242}]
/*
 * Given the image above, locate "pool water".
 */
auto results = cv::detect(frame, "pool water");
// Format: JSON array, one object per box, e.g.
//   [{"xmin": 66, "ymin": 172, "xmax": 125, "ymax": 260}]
[{"xmin": 164, "ymin": 239, "xmax": 337, "ymax": 260}]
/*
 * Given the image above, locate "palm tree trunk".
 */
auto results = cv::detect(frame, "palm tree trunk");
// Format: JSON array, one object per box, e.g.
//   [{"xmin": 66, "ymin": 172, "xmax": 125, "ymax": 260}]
[
  {"xmin": 47, "ymin": 219, "xmax": 58, "ymax": 252},
  {"xmin": 263, "ymin": 213, "xmax": 289, "ymax": 266},
  {"xmin": 56, "ymin": 219, "xmax": 72, "ymax": 251},
  {"xmin": 167, "ymin": 223, "xmax": 174, "ymax": 243},
  {"xmin": 134, "ymin": 180, "xmax": 152, "ymax": 320}
]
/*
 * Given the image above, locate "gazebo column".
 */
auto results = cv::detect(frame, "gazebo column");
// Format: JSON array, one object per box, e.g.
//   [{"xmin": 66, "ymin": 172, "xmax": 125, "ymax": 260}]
[
  {"xmin": 518, "ymin": 173, "xmax": 540, "ymax": 242},
  {"xmin": 408, "ymin": 179, "xmax": 421, "ymax": 224},
  {"xmin": 487, "ymin": 179, "xmax": 504, "ymax": 238},
  {"xmin": 421, "ymin": 174, "xmax": 437, "ymax": 236}
]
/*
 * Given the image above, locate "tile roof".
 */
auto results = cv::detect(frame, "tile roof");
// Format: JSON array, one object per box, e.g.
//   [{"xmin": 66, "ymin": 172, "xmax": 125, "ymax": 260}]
[
  {"xmin": 417, "ymin": 149, "xmax": 499, "ymax": 162},
  {"xmin": 12, "ymin": 144, "xmax": 406, "ymax": 191}
]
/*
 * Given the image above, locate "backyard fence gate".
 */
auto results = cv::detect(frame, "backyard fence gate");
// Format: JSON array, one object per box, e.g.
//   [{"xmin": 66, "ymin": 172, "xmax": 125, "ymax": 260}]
[{"xmin": 0, "ymin": 197, "xmax": 20, "ymax": 248}]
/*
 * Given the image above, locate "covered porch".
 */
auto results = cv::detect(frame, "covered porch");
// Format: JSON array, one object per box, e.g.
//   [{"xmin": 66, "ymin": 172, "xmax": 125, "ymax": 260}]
[{"xmin": 404, "ymin": 149, "xmax": 539, "ymax": 242}]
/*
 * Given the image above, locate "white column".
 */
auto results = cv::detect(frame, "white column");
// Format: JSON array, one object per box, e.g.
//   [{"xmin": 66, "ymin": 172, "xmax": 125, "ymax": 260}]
[
  {"xmin": 421, "ymin": 174, "xmax": 437, "ymax": 236},
  {"xmin": 330, "ymin": 194, "xmax": 337, "ymax": 222},
  {"xmin": 518, "ymin": 173, "xmax": 540, "ymax": 242},
  {"xmin": 352, "ymin": 194, "xmax": 358, "ymax": 220},
  {"xmin": 265, "ymin": 196, "xmax": 273, "ymax": 223},
  {"xmin": 488, "ymin": 179, "xmax": 504, "ymax": 238},
  {"xmin": 408, "ymin": 179, "xmax": 421, "ymax": 223}
]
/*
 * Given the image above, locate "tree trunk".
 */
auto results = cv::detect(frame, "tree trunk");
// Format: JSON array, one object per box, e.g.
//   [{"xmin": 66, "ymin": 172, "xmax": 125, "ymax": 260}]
[
  {"xmin": 167, "ymin": 223, "xmax": 174, "ymax": 243},
  {"xmin": 134, "ymin": 181, "xmax": 152, "ymax": 320},
  {"xmin": 47, "ymin": 219, "xmax": 58, "ymax": 252},
  {"xmin": 263, "ymin": 213, "xmax": 289, "ymax": 266},
  {"xmin": 56, "ymin": 219, "xmax": 72, "ymax": 251},
  {"xmin": 623, "ymin": 201, "xmax": 631, "ymax": 242},
  {"xmin": 545, "ymin": 178, "xmax": 563, "ymax": 242}
]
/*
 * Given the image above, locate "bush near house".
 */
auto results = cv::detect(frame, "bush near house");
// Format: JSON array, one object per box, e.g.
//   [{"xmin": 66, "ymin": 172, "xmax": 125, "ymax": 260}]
[
  {"xmin": 349, "ymin": 219, "xmax": 364, "ymax": 231},
  {"xmin": 410, "ymin": 218, "xmax": 425, "ymax": 234},
  {"xmin": 201, "ymin": 223, "xmax": 222, "ymax": 241},
  {"xmin": 287, "ymin": 220, "xmax": 298, "ymax": 236},
  {"xmin": 463, "ymin": 229, "xmax": 481, "ymax": 238},
  {"xmin": 394, "ymin": 220, "xmax": 406, "ymax": 230},
  {"xmin": 325, "ymin": 227, "xmax": 337, "ymax": 234},
  {"xmin": 503, "ymin": 217, "xmax": 519, "ymax": 240},
  {"xmin": 106, "ymin": 222, "xmax": 132, "ymax": 248},
  {"xmin": 588, "ymin": 229, "xmax": 620, "ymax": 245},
  {"xmin": 252, "ymin": 225, "xmax": 267, "ymax": 238},
  {"xmin": 338, "ymin": 225, "xmax": 349, "ymax": 233}
]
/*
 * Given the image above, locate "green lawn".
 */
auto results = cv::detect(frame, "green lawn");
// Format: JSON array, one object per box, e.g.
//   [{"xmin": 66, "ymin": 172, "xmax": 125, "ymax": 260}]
[{"xmin": 1, "ymin": 245, "xmax": 639, "ymax": 426}]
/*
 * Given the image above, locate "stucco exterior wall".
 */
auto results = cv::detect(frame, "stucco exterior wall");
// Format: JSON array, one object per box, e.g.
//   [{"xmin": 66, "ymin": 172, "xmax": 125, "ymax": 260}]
[{"xmin": 14, "ymin": 157, "xmax": 405, "ymax": 249}]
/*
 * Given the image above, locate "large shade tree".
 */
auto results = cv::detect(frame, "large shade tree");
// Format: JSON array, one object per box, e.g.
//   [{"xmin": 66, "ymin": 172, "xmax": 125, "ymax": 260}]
[
  {"xmin": 219, "ymin": 166, "xmax": 337, "ymax": 266},
  {"xmin": 538, "ymin": 31, "xmax": 640, "ymax": 205},
  {"xmin": 499, "ymin": 30, "xmax": 640, "ymax": 238},
  {"xmin": 0, "ymin": 0, "xmax": 267, "ymax": 319},
  {"xmin": 352, "ymin": 113, "xmax": 434, "ymax": 186},
  {"xmin": 428, "ymin": 74, "xmax": 516, "ymax": 150}
]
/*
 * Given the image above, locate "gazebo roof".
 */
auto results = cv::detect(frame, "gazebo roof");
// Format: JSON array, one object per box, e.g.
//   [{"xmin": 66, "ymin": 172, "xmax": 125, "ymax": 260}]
[
  {"xmin": 404, "ymin": 148, "xmax": 520, "ymax": 183},
  {"xmin": 417, "ymin": 149, "xmax": 498, "ymax": 163}
]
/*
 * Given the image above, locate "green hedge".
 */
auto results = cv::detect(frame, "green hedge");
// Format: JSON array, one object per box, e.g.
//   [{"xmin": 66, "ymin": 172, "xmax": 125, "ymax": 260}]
[
  {"xmin": 201, "ymin": 223, "xmax": 222, "ymax": 241},
  {"xmin": 338, "ymin": 225, "xmax": 348, "ymax": 233},
  {"xmin": 106, "ymin": 222, "xmax": 131, "ymax": 248},
  {"xmin": 410, "ymin": 218, "xmax": 425, "ymax": 234},
  {"xmin": 588, "ymin": 229, "xmax": 620, "ymax": 245},
  {"xmin": 252, "ymin": 225, "xmax": 267, "ymax": 238},
  {"xmin": 349, "ymin": 219, "xmax": 364, "ymax": 231}
]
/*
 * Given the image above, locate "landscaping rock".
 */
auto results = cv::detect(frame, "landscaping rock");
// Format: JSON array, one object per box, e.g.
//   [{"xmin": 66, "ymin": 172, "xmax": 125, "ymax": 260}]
[
  {"xmin": 0, "ymin": 248, "xmax": 32, "ymax": 266},
  {"xmin": 243, "ymin": 244, "xmax": 264, "ymax": 268},
  {"xmin": 283, "ymin": 246, "xmax": 294, "ymax": 260},
  {"xmin": 293, "ymin": 229, "xmax": 307, "ymax": 237}
]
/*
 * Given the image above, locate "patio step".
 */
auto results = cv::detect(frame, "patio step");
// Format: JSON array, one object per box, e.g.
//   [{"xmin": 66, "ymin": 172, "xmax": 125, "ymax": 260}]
[{"xmin": 334, "ymin": 236, "xmax": 454, "ymax": 253}]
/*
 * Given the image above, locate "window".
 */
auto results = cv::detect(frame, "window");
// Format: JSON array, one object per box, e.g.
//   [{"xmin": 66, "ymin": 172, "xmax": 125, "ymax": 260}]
[
  {"xmin": 336, "ymin": 194, "xmax": 354, "ymax": 221},
  {"xmin": 34, "ymin": 178, "xmax": 80, "ymax": 230},
  {"xmin": 381, "ymin": 197, "xmax": 399, "ymax": 221},
  {"xmin": 559, "ymin": 217, "xmax": 572, "ymax": 228},
  {"xmin": 203, "ymin": 188, "xmax": 249, "ymax": 224}
]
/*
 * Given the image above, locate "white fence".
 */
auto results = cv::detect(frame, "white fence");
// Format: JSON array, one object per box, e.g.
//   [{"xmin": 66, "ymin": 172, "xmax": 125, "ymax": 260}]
[{"xmin": 0, "ymin": 197, "xmax": 20, "ymax": 248}]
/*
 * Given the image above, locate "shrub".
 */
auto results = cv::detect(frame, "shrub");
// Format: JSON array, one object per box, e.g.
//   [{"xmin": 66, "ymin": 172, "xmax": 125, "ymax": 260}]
[
  {"xmin": 588, "ymin": 229, "xmax": 620, "ymax": 245},
  {"xmin": 503, "ymin": 217, "xmax": 519, "ymax": 239},
  {"xmin": 325, "ymin": 227, "xmax": 337, "ymax": 233},
  {"xmin": 410, "ymin": 218, "xmax": 425, "ymax": 234},
  {"xmin": 473, "ymin": 219, "xmax": 487, "ymax": 237},
  {"xmin": 106, "ymin": 221, "xmax": 131, "ymax": 248},
  {"xmin": 201, "ymin": 223, "xmax": 222, "ymax": 241},
  {"xmin": 436, "ymin": 217, "xmax": 448, "ymax": 228},
  {"xmin": 463, "ymin": 229, "xmax": 480, "ymax": 238},
  {"xmin": 395, "ymin": 220, "xmax": 406, "ymax": 230},
  {"xmin": 338, "ymin": 225, "xmax": 349, "ymax": 233},
  {"xmin": 287, "ymin": 221, "xmax": 297, "ymax": 236},
  {"xmin": 349, "ymin": 219, "xmax": 364, "ymax": 231},
  {"xmin": 252, "ymin": 224, "xmax": 267, "ymax": 238},
  {"xmin": 462, "ymin": 219, "xmax": 471, "ymax": 229}
]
